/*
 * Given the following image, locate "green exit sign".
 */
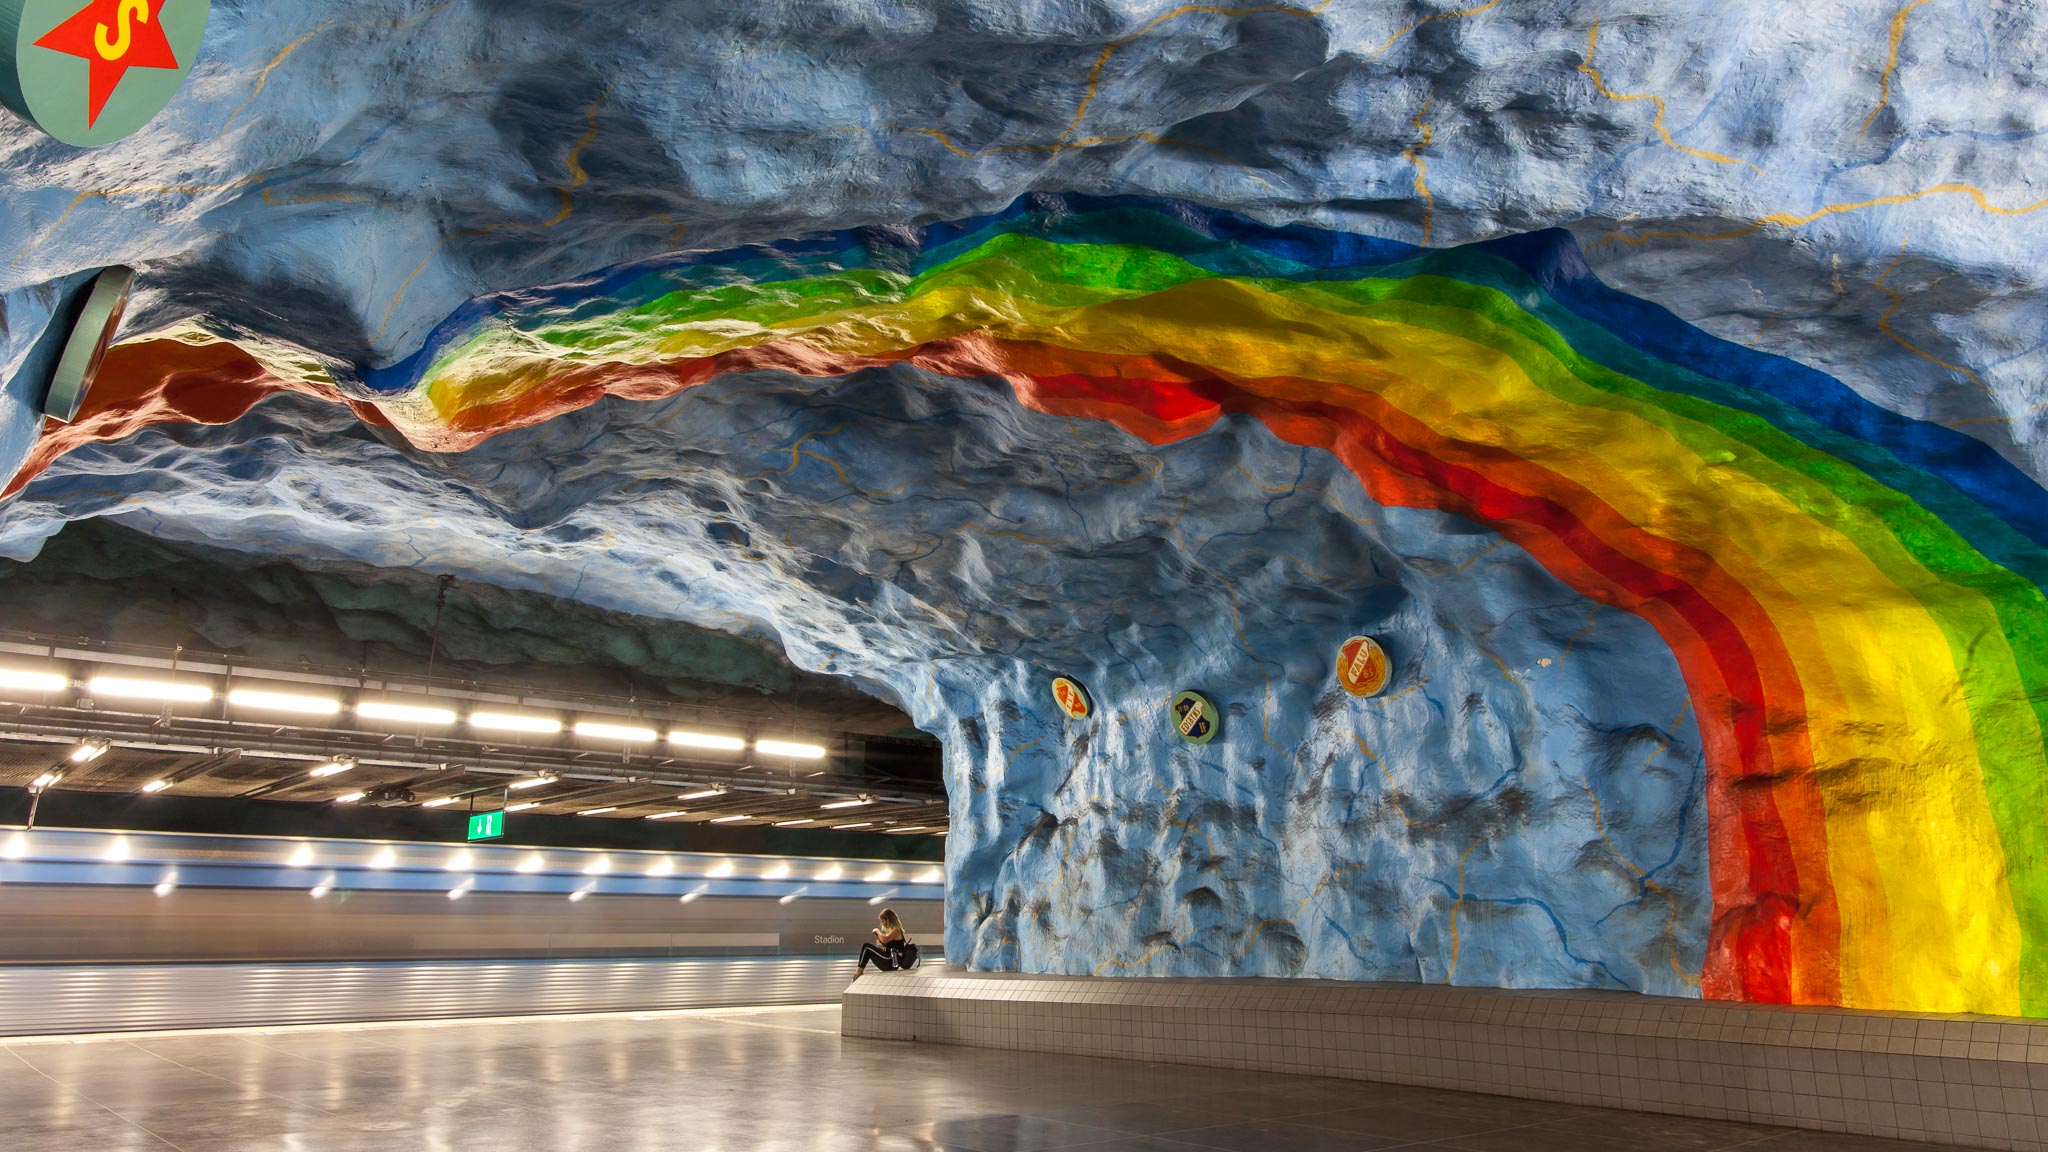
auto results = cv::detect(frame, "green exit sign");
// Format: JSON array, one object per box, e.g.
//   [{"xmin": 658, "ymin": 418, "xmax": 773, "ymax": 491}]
[{"xmin": 466, "ymin": 810, "xmax": 505, "ymax": 842}]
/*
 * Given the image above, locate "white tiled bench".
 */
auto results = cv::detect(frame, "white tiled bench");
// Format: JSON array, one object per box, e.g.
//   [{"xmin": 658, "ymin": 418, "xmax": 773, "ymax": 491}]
[{"xmin": 843, "ymin": 971, "xmax": 2048, "ymax": 1150}]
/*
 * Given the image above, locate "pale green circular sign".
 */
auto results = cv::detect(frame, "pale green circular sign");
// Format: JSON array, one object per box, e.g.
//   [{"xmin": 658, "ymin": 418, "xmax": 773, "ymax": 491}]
[{"xmin": 0, "ymin": 0, "xmax": 208, "ymax": 146}]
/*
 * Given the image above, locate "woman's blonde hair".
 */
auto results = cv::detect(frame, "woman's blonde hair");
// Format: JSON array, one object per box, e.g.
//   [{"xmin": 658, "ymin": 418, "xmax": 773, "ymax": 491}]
[{"xmin": 878, "ymin": 907, "xmax": 903, "ymax": 934}]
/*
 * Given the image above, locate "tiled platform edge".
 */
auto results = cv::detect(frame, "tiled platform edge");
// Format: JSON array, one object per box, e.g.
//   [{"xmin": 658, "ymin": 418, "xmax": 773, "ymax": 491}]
[{"xmin": 843, "ymin": 971, "xmax": 2048, "ymax": 1150}]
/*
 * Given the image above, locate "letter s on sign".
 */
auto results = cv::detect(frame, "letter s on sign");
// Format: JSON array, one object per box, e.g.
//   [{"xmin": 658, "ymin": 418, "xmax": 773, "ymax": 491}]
[{"xmin": 95, "ymin": 0, "xmax": 152, "ymax": 61}]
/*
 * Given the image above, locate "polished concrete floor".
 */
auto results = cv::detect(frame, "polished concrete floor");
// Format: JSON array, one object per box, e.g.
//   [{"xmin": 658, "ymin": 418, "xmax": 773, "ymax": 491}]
[{"xmin": 0, "ymin": 1005, "xmax": 1962, "ymax": 1152}]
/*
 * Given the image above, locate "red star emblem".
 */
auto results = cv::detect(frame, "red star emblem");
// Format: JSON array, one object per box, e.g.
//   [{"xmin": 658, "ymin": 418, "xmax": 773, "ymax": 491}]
[{"xmin": 33, "ymin": 0, "xmax": 180, "ymax": 128}]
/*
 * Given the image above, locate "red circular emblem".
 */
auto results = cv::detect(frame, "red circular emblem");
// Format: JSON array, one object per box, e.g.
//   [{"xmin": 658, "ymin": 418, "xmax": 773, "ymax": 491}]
[
  {"xmin": 1337, "ymin": 636, "xmax": 1390, "ymax": 697},
  {"xmin": 1051, "ymin": 676, "xmax": 1091, "ymax": 720}
]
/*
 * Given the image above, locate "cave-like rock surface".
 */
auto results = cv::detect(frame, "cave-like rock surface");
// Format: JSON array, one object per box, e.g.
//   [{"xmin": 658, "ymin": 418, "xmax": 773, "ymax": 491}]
[{"xmin": 3, "ymin": 1, "xmax": 2046, "ymax": 1017}]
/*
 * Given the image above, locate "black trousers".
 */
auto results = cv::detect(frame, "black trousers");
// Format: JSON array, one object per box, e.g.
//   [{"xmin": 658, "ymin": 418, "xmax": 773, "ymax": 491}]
[{"xmin": 857, "ymin": 943, "xmax": 898, "ymax": 971}]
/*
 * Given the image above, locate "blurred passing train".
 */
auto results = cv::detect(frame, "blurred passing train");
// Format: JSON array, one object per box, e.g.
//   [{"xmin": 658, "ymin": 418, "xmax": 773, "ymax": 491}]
[{"xmin": 0, "ymin": 826, "xmax": 943, "ymax": 1035}]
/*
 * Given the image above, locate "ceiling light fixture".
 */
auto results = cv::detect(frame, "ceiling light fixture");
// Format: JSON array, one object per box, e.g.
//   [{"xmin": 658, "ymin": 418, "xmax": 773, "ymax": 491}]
[
  {"xmin": 103, "ymin": 837, "xmax": 129, "ymax": 862},
  {"xmin": 88, "ymin": 675, "xmax": 212, "ymax": 703},
  {"xmin": 308, "ymin": 760, "xmax": 354, "ymax": 778},
  {"xmin": 915, "ymin": 868, "xmax": 943, "ymax": 883},
  {"xmin": 708, "ymin": 860, "xmax": 734, "ymax": 877},
  {"xmin": 774, "ymin": 818, "xmax": 814, "ymax": 827},
  {"xmin": 755, "ymin": 739, "xmax": 826, "ymax": 759},
  {"xmin": 517, "ymin": 853, "xmax": 545, "ymax": 873},
  {"xmin": 421, "ymin": 797, "xmax": 459, "ymax": 808},
  {"xmin": 504, "ymin": 801, "xmax": 539, "ymax": 813},
  {"xmin": 670, "ymin": 731, "xmax": 746, "ymax": 751},
  {"xmin": 227, "ymin": 687, "xmax": 341, "ymax": 715},
  {"xmin": 583, "ymin": 856, "xmax": 610, "ymax": 875},
  {"xmin": 644, "ymin": 810, "xmax": 687, "ymax": 820},
  {"xmin": 817, "ymin": 864, "xmax": 843, "ymax": 880},
  {"xmin": 0, "ymin": 668, "xmax": 66, "ymax": 694},
  {"xmin": 889, "ymin": 826, "xmax": 928, "ymax": 833},
  {"xmin": 677, "ymin": 788, "xmax": 724, "ymax": 801},
  {"xmin": 369, "ymin": 847, "xmax": 396, "ymax": 869},
  {"xmin": 287, "ymin": 845, "xmax": 314, "ymax": 868},
  {"xmin": 763, "ymin": 862, "xmax": 789, "ymax": 879},
  {"xmin": 357, "ymin": 700, "xmax": 457, "ymax": 725},
  {"xmin": 835, "ymin": 822, "xmax": 873, "ymax": 830},
  {"xmin": 1, "ymin": 833, "xmax": 25, "ymax": 859},
  {"xmin": 470, "ymin": 711, "xmax": 562, "ymax": 734},
  {"xmin": 29, "ymin": 772, "xmax": 61, "ymax": 789},
  {"xmin": 446, "ymin": 850, "xmax": 473, "ymax": 871},
  {"xmin": 820, "ymin": 798, "xmax": 871, "ymax": 810},
  {"xmin": 573, "ymin": 720, "xmax": 657, "ymax": 742},
  {"xmin": 69, "ymin": 740, "xmax": 109, "ymax": 763},
  {"xmin": 866, "ymin": 866, "xmax": 893, "ymax": 881},
  {"xmin": 709, "ymin": 815, "xmax": 752, "ymax": 824},
  {"xmin": 140, "ymin": 779, "xmax": 169, "ymax": 793},
  {"xmin": 647, "ymin": 858, "xmax": 673, "ymax": 877},
  {"xmin": 577, "ymin": 807, "xmax": 618, "ymax": 816},
  {"xmin": 335, "ymin": 791, "xmax": 367, "ymax": 804},
  {"xmin": 507, "ymin": 776, "xmax": 553, "ymax": 790}
]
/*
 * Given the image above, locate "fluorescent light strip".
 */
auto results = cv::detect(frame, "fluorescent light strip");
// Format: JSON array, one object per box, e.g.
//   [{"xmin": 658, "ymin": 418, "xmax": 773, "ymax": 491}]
[
  {"xmin": 308, "ymin": 761, "xmax": 353, "ymax": 778},
  {"xmin": 141, "ymin": 779, "xmax": 169, "ymax": 793},
  {"xmin": 644, "ymin": 811, "xmax": 687, "ymax": 820},
  {"xmin": 755, "ymin": 739, "xmax": 826, "ymax": 759},
  {"xmin": 357, "ymin": 700, "xmax": 457, "ymax": 724},
  {"xmin": 507, "ymin": 777, "xmax": 553, "ymax": 790},
  {"xmin": 421, "ymin": 797, "xmax": 459, "ymax": 808},
  {"xmin": 68, "ymin": 742, "xmax": 106, "ymax": 762},
  {"xmin": 504, "ymin": 801, "xmax": 540, "ymax": 813},
  {"xmin": 577, "ymin": 807, "xmax": 618, "ymax": 816},
  {"xmin": 835, "ymin": 822, "xmax": 873, "ymax": 830},
  {"xmin": 670, "ymin": 731, "xmax": 746, "ymax": 751},
  {"xmin": 227, "ymin": 687, "xmax": 341, "ymax": 715},
  {"xmin": 470, "ymin": 711, "xmax": 562, "ymax": 734},
  {"xmin": 677, "ymin": 789, "xmax": 724, "ymax": 801},
  {"xmin": 573, "ymin": 720, "xmax": 657, "ymax": 742},
  {"xmin": 709, "ymin": 815, "xmax": 753, "ymax": 824},
  {"xmin": 773, "ymin": 818, "xmax": 814, "ymax": 827},
  {"xmin": 762, "ymin": 863, "xmax": 789, "ymax": 879},
  {"xmin": 517, "ymin": 854, "xmax": 545, "ymax": 873},
  {"xmin": 820, "ymin": 798, "xmax": 870, "ymax": 810},
  {"xmin": 889, "ymin": 826, "xmax": 928, "ymax": 833},
  {"xmin": 0, "ymin": 668, "xmax": 66, "ymax": 693},
  {"xmin": 88, "ymin": 675, "xmax": 212, "ymax": 703},
  {"xmin": 335, "ymin": 792, "xmax": 367, "ymax": 804}
]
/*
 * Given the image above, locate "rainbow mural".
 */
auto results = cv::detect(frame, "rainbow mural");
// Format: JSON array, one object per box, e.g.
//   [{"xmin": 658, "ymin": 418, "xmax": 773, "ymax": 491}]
[{"xmin": 14, "ymin": 195, "xmax": 2048, "ymax": 1016}]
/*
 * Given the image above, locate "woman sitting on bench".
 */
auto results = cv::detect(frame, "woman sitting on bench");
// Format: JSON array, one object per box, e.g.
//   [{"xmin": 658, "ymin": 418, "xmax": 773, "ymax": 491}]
[{"xmin": 855, "ymin": 907, "xmax": 912, "ymax": 974}]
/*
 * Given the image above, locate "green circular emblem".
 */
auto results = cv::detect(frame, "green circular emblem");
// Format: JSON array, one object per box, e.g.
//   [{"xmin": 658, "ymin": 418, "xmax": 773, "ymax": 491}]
[
  {"xmin": 0, "ymin": 0, "xmax": 209, "ymax": 146},
  {"xmin": 1169, "ymin": 690, "xmax": 1219, "ymax": 745},
  {"xmin": 44, "ymin": 264, "xmax": 132, "ymax": 422}
]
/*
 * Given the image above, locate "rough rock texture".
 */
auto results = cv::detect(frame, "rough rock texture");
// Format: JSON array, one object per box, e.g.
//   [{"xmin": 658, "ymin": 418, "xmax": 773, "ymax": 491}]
[
  {"xmin": 0, "ymin": 518, "xmax": 912, "ymax": 731},
  {"xmin": 1, "ymin": 1, "xmax": 2045, "ymax": 1015}
]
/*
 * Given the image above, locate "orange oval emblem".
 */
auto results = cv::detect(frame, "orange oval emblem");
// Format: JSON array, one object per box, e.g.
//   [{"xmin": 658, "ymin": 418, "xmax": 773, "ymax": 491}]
[
  {"xmin": 1337, "ymin": 635, "xmax": 1390, "ymax": 697},
  {"xmin": 1051, "ymin": 676, "xmax": 1091, "ymax": 720}
]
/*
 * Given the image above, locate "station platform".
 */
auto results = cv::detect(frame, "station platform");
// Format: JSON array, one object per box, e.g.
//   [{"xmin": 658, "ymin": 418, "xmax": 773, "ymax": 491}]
[{"xmin": 5, "ymin": 1003, "xmax": 1962, "ymax": 1152}]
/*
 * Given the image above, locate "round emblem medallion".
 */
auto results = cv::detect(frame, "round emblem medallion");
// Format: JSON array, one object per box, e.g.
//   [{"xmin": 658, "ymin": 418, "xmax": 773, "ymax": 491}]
[
  {"xmin": 44, "ymin": 265, "xmax": 132, "ymax": 422},
  {"xmin": 1, "ymin": 0, "xmax": 210, "ymax": 146},
  {"xmin": 1169, "ymin": 690, "xmax": 1219, "ymax": 745},
  {"xmin": 1050, "ymin": 676, "xmax": 1091, "ymax": 721},
  {"xmin": 1337, "ymin": 635, "xmax": 1391, "ymax": 698}
]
